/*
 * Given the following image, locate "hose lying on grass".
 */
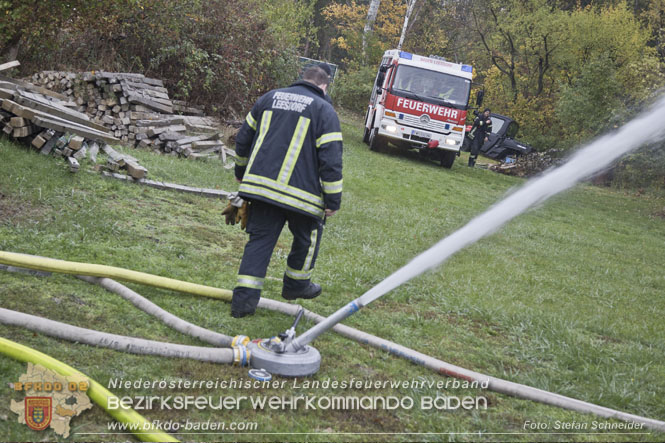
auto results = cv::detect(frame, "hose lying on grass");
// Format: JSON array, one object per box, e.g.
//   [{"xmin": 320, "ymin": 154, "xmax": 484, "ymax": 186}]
[
  {"xmin": 0, "ymin": 251, "xmax": 232, "ymax": 301},
  {"xmin": 259, "ymin": 298, "xmax": 665, "ymax": 432},
  {"xmin": 0, "ymin": 336, "xmax": 179, "ymax": 442},
  {"xmin": 2, "ymin": 251, "xmax": 664, "ymax": 432},
  {"xmin": 76, "ymin": 275, "xmax": 234, "ymax": 347},
  {"xmin": 0, "ymin": 308, "xmax": 239, "ymax": 364}
]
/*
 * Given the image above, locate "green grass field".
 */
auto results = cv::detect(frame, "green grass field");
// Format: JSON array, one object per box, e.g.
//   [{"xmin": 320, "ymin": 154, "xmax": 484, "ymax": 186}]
[{"xmin": 1, "ymin": 110, "xmax": 664, "ymax": 442}]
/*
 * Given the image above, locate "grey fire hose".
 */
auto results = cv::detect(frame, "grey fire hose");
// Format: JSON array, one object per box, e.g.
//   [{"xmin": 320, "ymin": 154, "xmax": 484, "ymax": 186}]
[
  {"xmin": 0, "ymin": 308, "xmax": 243, "ymax": 365},
  {"xmin": 258, "ymin": 298, "xmax": 664, "ymax": 431},
  {"xmin": 76, "ymin": 275, "xmax": 234, "ymax": 347},
  {"xmin": 263, "ymin": 300, "xmax": 665, "ymax": 431}
]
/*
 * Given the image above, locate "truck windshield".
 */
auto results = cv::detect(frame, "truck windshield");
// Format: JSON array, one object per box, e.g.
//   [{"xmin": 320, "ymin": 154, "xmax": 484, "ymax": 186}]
[{"xmin": 391, "ymin": 65, "xmax": 471, "ymax": 108}]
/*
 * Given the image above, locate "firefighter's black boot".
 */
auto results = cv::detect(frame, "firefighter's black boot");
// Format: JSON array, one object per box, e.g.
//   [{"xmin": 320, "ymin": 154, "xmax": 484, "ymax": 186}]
[
  {"xmin": 282, "ymin": 282, "xmax": 322, "ymax": 300},
  {"xmin": 468, "ymin": 156, "xmax": 476, "ymax": 167},
  {"xmin": 231, "ymin": 289, "xmax": 261, "ymax": 318}
]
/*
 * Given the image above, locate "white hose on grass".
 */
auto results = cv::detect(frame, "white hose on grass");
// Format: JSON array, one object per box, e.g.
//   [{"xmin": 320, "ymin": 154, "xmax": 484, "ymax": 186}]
[
  {"xmin": 0, "ymin": 308, "xmax": 235, "ymax": 364},
  {"xmin": 76, "ymin": 275, "xmax": 233, "ymax": 347},
  {"xmin": 258, "ymin": 298, "xmax": 665, "ymax": 432}
]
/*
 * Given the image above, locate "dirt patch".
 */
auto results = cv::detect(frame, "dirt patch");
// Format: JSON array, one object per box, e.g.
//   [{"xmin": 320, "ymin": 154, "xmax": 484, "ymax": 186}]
[
  {"xmin": 0, "ymin": 191, "xmax": 44, "ymax": 223},
  {"xmin": 598, "ymin": 334, "xmax": 623, "ymax": 344},
  {"xmin": 652, "ymin": 207, "xmax": 665, "ymax": 219},
  {"xmin": 377, "ymin": 300, "xmax": 508, "ymax": 342}
]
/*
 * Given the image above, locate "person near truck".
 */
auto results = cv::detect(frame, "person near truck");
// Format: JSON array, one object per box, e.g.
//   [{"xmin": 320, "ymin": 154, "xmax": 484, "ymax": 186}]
[
  {"xmin": 229, "ymin": 65, "xmax": 343, "ymax": 318},
  {"xmin": 467, "ymin": 108, "xmax": 492, "ymax": 167}
]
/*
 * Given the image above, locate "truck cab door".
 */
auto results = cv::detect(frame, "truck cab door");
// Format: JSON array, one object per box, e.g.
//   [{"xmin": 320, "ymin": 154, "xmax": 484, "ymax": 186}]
[{"xmin": 366, "ymin": 60, "xmax": 392, "ymax": 131}]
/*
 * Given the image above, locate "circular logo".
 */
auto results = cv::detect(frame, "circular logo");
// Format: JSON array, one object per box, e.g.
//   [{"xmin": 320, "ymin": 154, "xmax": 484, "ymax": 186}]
[{"xmin": 419, "ymin": 114, "xmax": 431, "ymax": 124}]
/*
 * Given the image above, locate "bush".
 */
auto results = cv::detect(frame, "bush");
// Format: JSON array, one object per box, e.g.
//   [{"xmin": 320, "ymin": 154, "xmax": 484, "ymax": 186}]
[
  {"xmin": 612, "ymin": 142, "xmax": 665, "ymax": 190},
  {"xmin": 4, "ymin": 0, "xmax": 303, "ymax": 116},
  {"xmin": 330, "ymin": 65, "xmax": 375, "ymax": 114}
]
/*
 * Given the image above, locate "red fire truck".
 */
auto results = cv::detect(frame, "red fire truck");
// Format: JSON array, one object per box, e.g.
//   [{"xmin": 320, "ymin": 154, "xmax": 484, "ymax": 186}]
[{"xmin": 363, "ymin": 50, "xmax": 483, "ymax": 168}]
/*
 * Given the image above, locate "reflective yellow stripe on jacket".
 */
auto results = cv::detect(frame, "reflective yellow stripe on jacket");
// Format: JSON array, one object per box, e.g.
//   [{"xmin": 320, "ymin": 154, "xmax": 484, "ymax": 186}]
[
  {"xmin": 238, "ymin": 182, "xmax": 325, "ymax": 218},
  {"xmin": 321, "ymin": 178, "xmax": 343, "ymax": 194},
  {"xmin": 277, "ymin": 117, "xmax": 310, "ymax": 184},
  {"xmin": 245, "ymin": 111, "xmax": 272, "ymax": 172},
  {"xmin": 316, "ymin": 132, "xmax": 343, "ymax": 148},
  {"xmin": 246, "ymin": 112, "xmax": 257, "ymax": 131}
]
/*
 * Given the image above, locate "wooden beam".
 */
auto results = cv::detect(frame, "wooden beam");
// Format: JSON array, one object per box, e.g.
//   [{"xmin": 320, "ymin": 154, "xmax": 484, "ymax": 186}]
[
  {"xmin": 100, "ymin": 171, "xmax": 230, "ymax": 199},
  {"xmin": 127, "ymin": 94, "xmax": 173, "ymax": 114},
  {"xmin": 0, "ymin": 74, "xmax": 69, "ymax": 101},
  {"xmin": 31, "ymin": 116, "xmax": 118, "ymax": 144},
  {"xmin": 67, "ymin": 156, "xmax": 80, "ymax": 172},
  {"xmin": 5, "ymin": 98, "xmax": 111, "ymax": 135},
  {"xmin": 0, "ymin": 61, "xmax": 20, "ymax": 72}
]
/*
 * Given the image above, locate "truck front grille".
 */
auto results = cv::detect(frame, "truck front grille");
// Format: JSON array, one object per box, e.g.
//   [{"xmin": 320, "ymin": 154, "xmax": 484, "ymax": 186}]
[{"xmin": 399, "ymin": 114, "xmax": 451, "ymax": 133}]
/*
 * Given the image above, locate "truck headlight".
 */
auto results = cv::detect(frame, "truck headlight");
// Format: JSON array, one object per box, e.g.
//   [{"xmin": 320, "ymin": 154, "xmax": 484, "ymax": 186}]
[
  {"xmin": 445, "ymin": 138, "xmax": 458, "ymax": 145},
  {"xmin": 385, "ymin": 125, "xmax": 398, "ymax": 133}
]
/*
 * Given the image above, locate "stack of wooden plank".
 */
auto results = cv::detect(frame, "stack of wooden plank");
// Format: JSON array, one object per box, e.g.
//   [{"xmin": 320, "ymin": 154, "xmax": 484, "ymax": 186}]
[
  {"xmin": 28, "ymin": 70, "xmax": 231, "ymax": 163},
  {"xmin": 0, "ymin": 64, "xmax": 148, "ymax": 177}
]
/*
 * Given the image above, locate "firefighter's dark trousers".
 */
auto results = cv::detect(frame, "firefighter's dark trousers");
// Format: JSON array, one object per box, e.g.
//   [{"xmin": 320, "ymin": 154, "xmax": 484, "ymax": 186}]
[
  {"xmin": 468, "ymin": 135, "xmax": 485, "ymax": 166},
  {"xmin": 231, "ymin": 200, "xmax": 324, "ymax": 316},
  {"xmin": 470, "ymin": 135, "xmax": 484, "ymax": 158}
]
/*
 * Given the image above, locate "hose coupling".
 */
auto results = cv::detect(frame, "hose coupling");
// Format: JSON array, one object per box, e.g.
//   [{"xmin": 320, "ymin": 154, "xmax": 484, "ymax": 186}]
[
  {"xmin": 232, "ymin": 345, "xmax": 250, "ymax": 367},
  {"xmin": 231, "ymin": 335, "xmax": 250, "ymax": 346}
]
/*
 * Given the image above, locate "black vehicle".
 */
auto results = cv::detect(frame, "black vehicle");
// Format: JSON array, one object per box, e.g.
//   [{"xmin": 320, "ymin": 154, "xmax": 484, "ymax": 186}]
[{"xmin": 463, "ymin": 112, "xmax": 532, "ymax": 160}]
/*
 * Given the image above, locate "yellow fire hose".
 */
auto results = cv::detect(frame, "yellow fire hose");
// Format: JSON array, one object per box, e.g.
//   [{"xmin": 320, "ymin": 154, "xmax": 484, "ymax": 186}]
[
  {"xmin": 0, "ymin": 336, "xmax": 178, "ymax": 442},
  {"xmin": 0, "ymin": 251, "xmax": 231, "ymax": 301}
]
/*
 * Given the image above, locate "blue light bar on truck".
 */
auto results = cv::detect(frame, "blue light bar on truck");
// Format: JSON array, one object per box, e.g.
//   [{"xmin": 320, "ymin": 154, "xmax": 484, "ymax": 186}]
[
  {"xmin": 399, "ymin": 51, "xmax": 413, "ymax": 60},
  {"xmin": 462, "ymin": 65, "xmax": 473, "ymax": 72}
]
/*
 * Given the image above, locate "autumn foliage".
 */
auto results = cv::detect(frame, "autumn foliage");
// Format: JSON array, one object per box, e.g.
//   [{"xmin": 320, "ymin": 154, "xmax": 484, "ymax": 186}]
[
  {"xmin": 2, "ymin": 0, "xmax": 665, "ymax": 187},
  {"xmin": 0, "ymin": 0, "xmax": 304, "ymax": 114}
]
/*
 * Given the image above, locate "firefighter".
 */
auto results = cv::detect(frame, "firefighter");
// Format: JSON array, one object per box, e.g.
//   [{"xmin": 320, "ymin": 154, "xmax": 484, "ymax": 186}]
[
  {"xmin": 230, "ymin": 66, "xmax": 343, "ymax": 318},
  {"xmin": 317, "ymin": 63, "xmax": 334, "ymax": 105},
  {"xmin": 467, "ymin": 108, "xmax": 492, "ymax": 167}
]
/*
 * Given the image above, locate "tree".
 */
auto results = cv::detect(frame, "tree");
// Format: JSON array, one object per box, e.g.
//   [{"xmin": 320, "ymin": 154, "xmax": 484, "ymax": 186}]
[
  {"xmin": 471, "ymin": 0, "xmax": 565, "ymax": 102},
  {"xmin": 469, "ymin": 0, "xmax": 663, "ymax": 149},
  {"xmin": 363, "ymin": 0, "xmax": 382, "ymax": 56},
  {"xmin": 0, "ymin": 0, "xmax": 84, "ymax": 61},
  {"xmin": 640, "ymin": 0, "xmax": 665, "ymax": 61},
  {"xmin": 397, "ymin": 0, "xmax": 418, "ymax": 50},
  {"xmin": 323, "ymin": 0, "xmax": 406, "ymax": 67}
]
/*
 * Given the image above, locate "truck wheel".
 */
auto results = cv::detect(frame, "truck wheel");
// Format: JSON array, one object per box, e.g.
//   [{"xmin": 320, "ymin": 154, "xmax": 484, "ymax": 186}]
[
  {"xmin": 363, "ymin": 126, "xmax": 371, "ymax": 145},
  {"xmin": 362, "ymin": 113, "xmax": 371, "ymax": 144},
  {"xmin": 440, "ymin": 150, "xmax": 456, "ymax": 168},
  {"xmin": 369, "ymin": 128, "xmax": 383, "ymax": 152}
]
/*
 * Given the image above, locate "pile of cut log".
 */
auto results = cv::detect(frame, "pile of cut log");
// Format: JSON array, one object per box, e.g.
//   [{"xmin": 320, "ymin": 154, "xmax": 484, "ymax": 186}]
[
  {"xmin": 28, "ymin": 70, "xmax": 233, "ymax": 163},
  {"xmin": 0, "ymin": 62, "xmax": 148, "ymax": 177}
]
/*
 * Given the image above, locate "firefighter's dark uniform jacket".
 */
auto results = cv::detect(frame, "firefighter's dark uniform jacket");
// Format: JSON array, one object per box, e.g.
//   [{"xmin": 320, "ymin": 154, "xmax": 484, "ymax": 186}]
[
  {"xmin": 468, "ymin": 114, "xmax": 493, "ymax": 156},
  {"xmin": 230, "ymin": 80, "xmax": 343, "ymax": 317},
  {"xmin": 234, "ymin": 80, "xmax": 343, "ymax": 220},
  {"xmin": 468, "ymin": 114, "xmax": 492, "ymax": 140}
]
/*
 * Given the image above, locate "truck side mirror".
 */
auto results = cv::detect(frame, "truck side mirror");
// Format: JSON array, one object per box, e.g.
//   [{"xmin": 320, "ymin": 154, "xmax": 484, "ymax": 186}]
[
  {"xmin": 376, "ymin": 88, "xmax": 383, "ymax": 95},
  {"xmin": 476, "ymin": 90, "xmax": 484, "ymax": 106},
  {"xmin": 379, "ymin": 65, "xmax": 388, "ymax": 73}
]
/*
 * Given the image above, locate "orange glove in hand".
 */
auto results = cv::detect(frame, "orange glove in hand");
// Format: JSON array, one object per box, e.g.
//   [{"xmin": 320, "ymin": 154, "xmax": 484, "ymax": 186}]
[
  {"xmin": 237, "ymin": 201, "xmax": 248, "ymax": 230},
  {"xmin": 222, "ymin": 192, "xmax": 248, "ymax": 230},
  {"xmin": 221, "ymin": 201, "xmax": 239, "ymax": 225}
]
